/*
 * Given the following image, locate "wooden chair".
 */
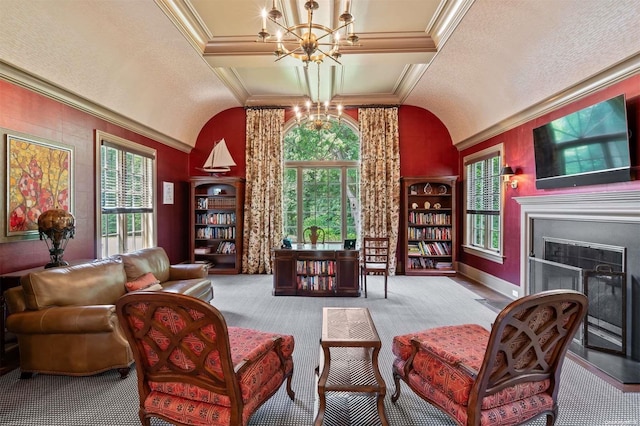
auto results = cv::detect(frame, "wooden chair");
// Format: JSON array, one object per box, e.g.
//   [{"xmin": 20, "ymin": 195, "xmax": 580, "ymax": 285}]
[
  {"xmin": 116, "ymin": 292, "xmax": 295, "ymax": 426},
  {"xmin": 361, "ymin": 236, "xmax": 390, "ymax": 298},
  {"xmin": 391, "ymin": 289, "xmax": 587, "ymax": 426}
]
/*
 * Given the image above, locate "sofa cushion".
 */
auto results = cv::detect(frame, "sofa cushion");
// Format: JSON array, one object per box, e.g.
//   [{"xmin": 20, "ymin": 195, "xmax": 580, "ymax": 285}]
[
  {"xmin": 126, "ymin": 272, "xmax": 160, "ymax": 292},
  {"xmin": 119, "ymin": 247, "xmax": 170, "ymax": 283},
  {"xmin": 20, "ymin": 259, "xmax": 127, "ymax": 310}
]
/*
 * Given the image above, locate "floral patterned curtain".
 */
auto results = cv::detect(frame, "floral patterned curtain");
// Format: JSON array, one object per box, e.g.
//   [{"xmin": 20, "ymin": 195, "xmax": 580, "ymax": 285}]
[
  {"xmin": 358, "ymin": 107, "xmax": 400, "ymax": 274},
  {"xmin": 242, "ymin": 108, "xmax": 284, "ymax": 274}
]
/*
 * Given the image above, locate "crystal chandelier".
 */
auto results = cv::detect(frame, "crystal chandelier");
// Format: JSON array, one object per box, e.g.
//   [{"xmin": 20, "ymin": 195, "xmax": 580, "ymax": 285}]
[
  {"xmin": 294, "ymin": 62, "xmax": 343, "ymax": 130},
  {"xmin": 258, "ymin": 0, "xmax": 359, "ymax": 65}
]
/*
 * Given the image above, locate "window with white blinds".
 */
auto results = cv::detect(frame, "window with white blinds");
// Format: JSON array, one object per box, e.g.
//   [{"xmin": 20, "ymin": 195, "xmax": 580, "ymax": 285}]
[
  {"xmin": 463, "ymin": 147, "xmax": 503, "ymax": 260},
  {"xmin": 96, "ymin": 131, "xmax": 156, "ymax": 258}
]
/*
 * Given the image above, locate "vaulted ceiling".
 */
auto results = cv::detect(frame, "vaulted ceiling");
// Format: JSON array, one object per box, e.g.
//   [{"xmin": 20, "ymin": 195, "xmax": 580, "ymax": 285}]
[{"xmin": 1, "ymin": 0, "xmax": 639, "ymax": 152}]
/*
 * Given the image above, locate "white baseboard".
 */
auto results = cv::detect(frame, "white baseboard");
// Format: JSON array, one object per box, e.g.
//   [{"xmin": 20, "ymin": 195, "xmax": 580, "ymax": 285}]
[{"xmin": 457, "ymin": 262, "xmax": 522, "ymax": 299}]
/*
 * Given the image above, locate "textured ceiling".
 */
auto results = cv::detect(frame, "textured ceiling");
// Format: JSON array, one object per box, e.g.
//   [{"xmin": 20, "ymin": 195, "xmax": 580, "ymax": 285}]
[{"xmin": 1, "ymin": 0, "xmax": 639, "ymax": 151}]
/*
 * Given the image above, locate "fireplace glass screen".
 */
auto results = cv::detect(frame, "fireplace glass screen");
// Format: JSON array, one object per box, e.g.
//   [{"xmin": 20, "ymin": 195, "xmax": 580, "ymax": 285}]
[{"xmin": 584, "ymin": 267, "xmax": 626, "ymax": 355}]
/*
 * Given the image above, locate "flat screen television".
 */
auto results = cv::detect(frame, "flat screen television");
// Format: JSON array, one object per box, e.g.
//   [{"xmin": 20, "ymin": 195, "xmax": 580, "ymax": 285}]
[{"xmin": 533, "ymin": 94, "xmax": 632, "ymax": 189}]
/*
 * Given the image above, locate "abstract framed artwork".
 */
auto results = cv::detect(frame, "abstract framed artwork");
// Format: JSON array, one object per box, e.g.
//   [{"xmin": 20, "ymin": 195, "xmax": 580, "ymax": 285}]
[{"xmin": 2, "ymin": 130, "xmax": 73, "ymax": 241}]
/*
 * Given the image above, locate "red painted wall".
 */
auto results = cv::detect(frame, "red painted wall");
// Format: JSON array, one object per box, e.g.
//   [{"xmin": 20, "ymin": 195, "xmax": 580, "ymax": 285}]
[
  {"xmin": 0, "ymin": 80, "xmax": 191, "ymax": 274},
  {"xmin": 189, "ymin": 105, "xmax": 457, "ymax": 178},
  {"xmin": 398, "ymin": 105, "xmax": 458, "ymax": 176},
  {"xmin": 459, "ymin": 74, "xmax": 640, "ymax": 287},
  {"xmin": 189, "ymin": 108, "xmax": 247, "ymax": 179}
]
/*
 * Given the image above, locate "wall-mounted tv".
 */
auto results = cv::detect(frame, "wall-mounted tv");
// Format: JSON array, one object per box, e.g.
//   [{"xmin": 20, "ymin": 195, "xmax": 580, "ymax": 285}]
[{"xmin": 533, "ymin": 94, "xmax": 632, "ymax": 189}]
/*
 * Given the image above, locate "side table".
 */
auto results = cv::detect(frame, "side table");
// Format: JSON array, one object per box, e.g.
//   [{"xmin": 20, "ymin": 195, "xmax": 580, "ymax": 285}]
[{"xmin": 315, "ymin": 307, "xmax": 388, "ymax": 426}]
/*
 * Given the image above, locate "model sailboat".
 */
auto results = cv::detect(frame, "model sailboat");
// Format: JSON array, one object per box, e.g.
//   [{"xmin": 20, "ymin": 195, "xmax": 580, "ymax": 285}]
[{"xmin": 199, "ymin": 138, "xmax": 236, "ymax": 174}]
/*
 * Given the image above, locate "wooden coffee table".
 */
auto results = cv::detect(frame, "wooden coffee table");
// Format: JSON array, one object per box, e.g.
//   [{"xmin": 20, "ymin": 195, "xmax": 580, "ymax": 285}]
[{"xmin": 315, "ymin": 307, "xmax": 388, "ymax": 426}]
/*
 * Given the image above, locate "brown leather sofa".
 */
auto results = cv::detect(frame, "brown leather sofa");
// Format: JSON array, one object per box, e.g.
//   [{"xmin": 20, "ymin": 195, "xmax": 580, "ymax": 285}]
[
  {"xmin": 5, "ymin": 247, "xmax": 212, "ymax": 379},
  {"xmin": 117, "ymin": 247, "xmax": 212, "ymax": 301}
]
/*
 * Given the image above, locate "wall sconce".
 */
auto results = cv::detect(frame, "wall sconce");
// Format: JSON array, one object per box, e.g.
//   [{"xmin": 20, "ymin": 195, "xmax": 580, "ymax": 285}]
[{"xmin": 500, "ymin": 165, "xmax": 518, "ymax": 189}]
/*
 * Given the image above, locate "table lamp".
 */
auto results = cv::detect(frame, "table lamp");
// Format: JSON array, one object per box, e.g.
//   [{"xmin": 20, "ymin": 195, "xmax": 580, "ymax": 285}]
[{"xmin": 37, "ymin": 208, "xmax": 75, "ymax": 268}]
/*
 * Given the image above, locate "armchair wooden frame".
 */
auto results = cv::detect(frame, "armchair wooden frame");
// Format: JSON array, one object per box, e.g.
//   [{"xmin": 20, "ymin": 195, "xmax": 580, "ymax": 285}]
[
  {"xmin": 116, "ymin": 291, "xmax": 295, "ymax": 426},
  {"xmin": 392, "ymin": 290, "xmax": 588, "ymax": 426}
]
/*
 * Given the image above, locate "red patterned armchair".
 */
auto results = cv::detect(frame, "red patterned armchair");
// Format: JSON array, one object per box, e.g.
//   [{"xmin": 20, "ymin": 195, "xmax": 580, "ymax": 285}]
[
  {"xmin": 116, "ymin": 292, "xmax": 295, "ymax": 426},
  {"xmin": 391, "ymin": 290, "xmax": 587, "ymax": 426}
]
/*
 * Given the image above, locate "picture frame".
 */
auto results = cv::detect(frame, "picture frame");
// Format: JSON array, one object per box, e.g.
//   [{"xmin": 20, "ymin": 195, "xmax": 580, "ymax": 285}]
[
  {"xmin": 3, "ymin": 130, "xmax": 73, "ymax": 242},
  {"xmin": 162, "ymin": 181, "xmax": 174, "ymax": 204}
]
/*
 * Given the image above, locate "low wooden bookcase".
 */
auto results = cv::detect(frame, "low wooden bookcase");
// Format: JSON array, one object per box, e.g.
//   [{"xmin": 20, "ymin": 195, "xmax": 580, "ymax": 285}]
[{"xmin": 273, "ymin": 244, "xmax": 359, "ymax": 297}]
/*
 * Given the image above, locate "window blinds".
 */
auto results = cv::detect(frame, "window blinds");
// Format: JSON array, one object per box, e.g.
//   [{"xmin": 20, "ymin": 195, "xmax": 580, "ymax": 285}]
[
  {"xmin": 101, "ymin": 144, "xmax": 153, "ymax": 214},
  {"xmin": 466, "ymin": 155, "xmax": 500, "ymax": 215}
]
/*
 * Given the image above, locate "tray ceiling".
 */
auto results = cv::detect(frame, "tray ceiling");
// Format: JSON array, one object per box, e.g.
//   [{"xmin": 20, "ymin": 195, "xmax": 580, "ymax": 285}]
[{"xmin": 1, "ymin": 0, "xmax": 639, "ymax": 150}]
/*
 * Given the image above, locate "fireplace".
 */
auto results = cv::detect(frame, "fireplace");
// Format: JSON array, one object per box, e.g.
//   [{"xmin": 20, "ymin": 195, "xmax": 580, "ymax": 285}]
[
  {"xmin": 516, "ymin": 190, "xmax": 640, "ymax": 366},
  {"xmin": 529, "ymin": 238, "xmax": 627, "ymax": 355}
]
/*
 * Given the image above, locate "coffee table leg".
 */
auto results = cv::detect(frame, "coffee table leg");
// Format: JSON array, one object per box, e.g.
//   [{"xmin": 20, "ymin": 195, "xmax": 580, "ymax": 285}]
[
  {"xmin": 314, "ymin": 345, "xmax": 331, "ymax": 426},
  {"xmin": 371, "ymin": 347, "xmax": 389, "ymax": 426}
]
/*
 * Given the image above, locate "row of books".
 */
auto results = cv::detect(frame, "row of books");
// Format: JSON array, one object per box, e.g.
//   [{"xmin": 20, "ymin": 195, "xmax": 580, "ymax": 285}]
[
  {"xmin": 297, "ymin": 275, "xmax": 337, "ymax": 291},
  {"xmin": 195, "ymin": 212, "xmax": 236, "ymax": 225},
  {"xmin": 216, "ymin": 241, "xmax": 236, "ymax": 254},
  {"xmin": 408, "ymin": 212, "xmax": 451, "ymax": 225},
  {"xmin": 195, "ymin": 226, "xmax": 236, "ymax": 240},
  {"xmin": 194, "ymin": 241, "xmax": 236, "ymax": 255},
  {"xmin": 195, "ymin": 196, "xmax": 236, "ymax": 209},
  {"xmin": 296, "ymin": 260, "xmax": 336, "ymax": 276},
  {"xmin": 408, "ymin": 241, "xmax": 452, "ymax": 256},
  {"xmin": 407, "ymin": 258, "xmax": 453, "ymax": 270},
  {"xmin": 408, "ymin": 226, "xmax": 451, "ymax": 240}
]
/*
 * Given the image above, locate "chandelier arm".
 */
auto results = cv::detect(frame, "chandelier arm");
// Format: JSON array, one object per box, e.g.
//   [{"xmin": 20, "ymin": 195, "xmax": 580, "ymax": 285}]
[
  {"xmin": 314, "ymin": 21, "xmax": 353, "ymax": 42},
  {"xmin": 274, "ymin": 48, "xmax": 301, "ymax": 62},
  {"xmin": 314, "ymin": 46, "xmax": 342, "ymax": 65},
  {"xmin": 268, "ymin": 18, "xmax": 305, "ymax": 42}
]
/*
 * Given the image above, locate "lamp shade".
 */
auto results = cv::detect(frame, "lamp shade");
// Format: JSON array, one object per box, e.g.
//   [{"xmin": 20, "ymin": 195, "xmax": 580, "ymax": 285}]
[
  {"xmin": 38, "ymin": 208, "xmax": 75, "ymax": 244},
  {"xmin": 500, "ymin": 165, "xmax": 515, "ymax": 177},
  {"xmin": 37, "ymin": 208, "xmax": 75, "ymax": 268}
]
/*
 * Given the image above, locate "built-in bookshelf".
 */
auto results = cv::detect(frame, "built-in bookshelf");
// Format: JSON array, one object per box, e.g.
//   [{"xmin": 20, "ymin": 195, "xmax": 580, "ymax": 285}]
[
  {"xmin": 189, "ymin": 176, "xmax": 245, "ymax": 274},
  {"xmin": 401, "ymin": 176, "xmax": 457, "ymax": 275}
]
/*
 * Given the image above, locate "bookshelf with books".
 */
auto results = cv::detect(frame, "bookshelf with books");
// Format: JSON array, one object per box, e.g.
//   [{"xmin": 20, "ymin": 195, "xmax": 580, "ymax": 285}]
[
  {"xmin": 402, "ymin": 176, "xmax": 457, "ymax": 275},
  {"xmin": 273, "ymin": 245, "xmax": 359, "ymax": 297},
  {"xmin": 190, "ymin": 176, "xmax": 245, "ymax": 274}
]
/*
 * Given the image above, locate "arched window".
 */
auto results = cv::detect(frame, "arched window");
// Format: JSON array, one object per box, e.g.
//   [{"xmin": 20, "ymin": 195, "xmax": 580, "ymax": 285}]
[{"xmin": 283, "ymin": 118, "xmax": 360, "ymax": 243}]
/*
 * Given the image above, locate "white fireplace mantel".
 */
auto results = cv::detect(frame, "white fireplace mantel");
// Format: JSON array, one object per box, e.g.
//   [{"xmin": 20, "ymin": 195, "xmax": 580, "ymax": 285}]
[{"xmin": 515, "ymin": 190, "xmax": 640, "ymax": 294}]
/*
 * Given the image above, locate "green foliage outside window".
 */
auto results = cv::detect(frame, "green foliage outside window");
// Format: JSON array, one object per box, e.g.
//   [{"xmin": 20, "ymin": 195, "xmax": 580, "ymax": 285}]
[{"xmin": 283, "ymin": 121, "xmax": 360, "ymax": 243}]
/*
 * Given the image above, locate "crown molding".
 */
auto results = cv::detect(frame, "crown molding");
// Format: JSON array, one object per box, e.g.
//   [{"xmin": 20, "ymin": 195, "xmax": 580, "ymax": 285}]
[
  {"xmin": 456, "ymin": 53, "xmax": 640, "ymax": 151},
  {"xmin": 0, "ymin": 60, "xmax": 192, "ymax": 153},
  {"xmin": 155, "ymin": 0, "xmax": 209, "ymax": 53}
]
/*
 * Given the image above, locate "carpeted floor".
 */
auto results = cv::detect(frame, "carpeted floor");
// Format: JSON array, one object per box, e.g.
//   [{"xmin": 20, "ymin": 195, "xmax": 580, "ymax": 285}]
[{"xmin": 1, "ymin": 275, "xmax": 638, "ymax": 426}]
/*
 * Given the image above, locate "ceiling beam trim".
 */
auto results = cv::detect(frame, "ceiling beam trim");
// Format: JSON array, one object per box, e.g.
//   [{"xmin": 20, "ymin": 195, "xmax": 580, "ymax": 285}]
[{"xmin": 203, "ymin": 32, "xmax": 436, "ymax": 56}]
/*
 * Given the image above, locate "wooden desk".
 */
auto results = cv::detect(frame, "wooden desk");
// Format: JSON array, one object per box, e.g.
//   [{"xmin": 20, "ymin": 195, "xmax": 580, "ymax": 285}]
[
  {"xmin": 315, "ymin": 307, "xmax": 388, "ymax": 426},
  {"xmin": 273, "ymin": 244, "xmax": 360, "ymax": 297}
]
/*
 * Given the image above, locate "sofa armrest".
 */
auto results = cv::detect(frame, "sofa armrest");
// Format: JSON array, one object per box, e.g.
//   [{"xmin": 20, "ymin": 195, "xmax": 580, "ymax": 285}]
[
  {"xmin": 7, "ymin": 305, "xmax": 119, "ymax": 335},
  {"xmin": 4, "ymin": 286, "xmax": 27, "ymax": 315},
  {"xmin": 169, "ymin": 264, "xmax": 208, "ymax": 280}
]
